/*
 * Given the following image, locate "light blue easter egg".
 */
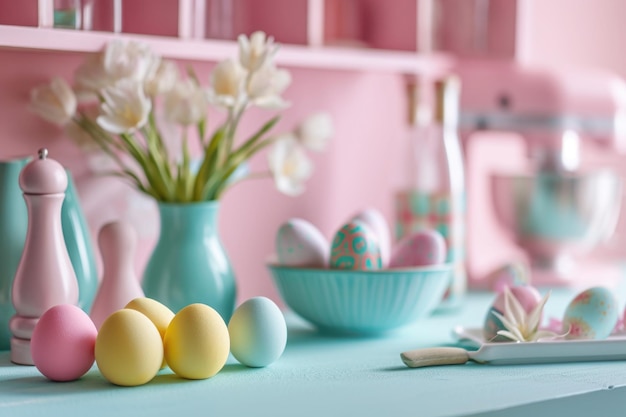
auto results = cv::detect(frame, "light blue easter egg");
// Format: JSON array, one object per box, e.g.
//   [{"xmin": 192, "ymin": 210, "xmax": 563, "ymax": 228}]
[
  {"xmin": 228, "ymin": 297, "xmax": 287, "ymax": 367},
  {"xmin": 562, "ymin": 287, "xmax": 618, "ymax": 340}
]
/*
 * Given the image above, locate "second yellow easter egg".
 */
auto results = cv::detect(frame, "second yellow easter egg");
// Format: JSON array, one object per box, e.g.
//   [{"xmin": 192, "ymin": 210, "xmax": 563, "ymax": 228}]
[{"xmin": 164, "ymin": 303, "xmax": 230, "ymax": 379}]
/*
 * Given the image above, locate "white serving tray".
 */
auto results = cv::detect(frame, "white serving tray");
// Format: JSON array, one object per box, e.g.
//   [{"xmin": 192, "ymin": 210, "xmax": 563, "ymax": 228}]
[
  {"xmin": 401, "ymin": 327, "xmax": 626, "ymax": 368},
  {"xmin": 452, "ymin": 326, "xmax": 626, "ymax": 365}
]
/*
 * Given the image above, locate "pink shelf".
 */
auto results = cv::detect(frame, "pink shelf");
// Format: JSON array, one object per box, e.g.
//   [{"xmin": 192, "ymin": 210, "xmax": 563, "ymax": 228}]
[{"xmin": 0, "ymin": 25, "xmax": 452, "ymax": 74}]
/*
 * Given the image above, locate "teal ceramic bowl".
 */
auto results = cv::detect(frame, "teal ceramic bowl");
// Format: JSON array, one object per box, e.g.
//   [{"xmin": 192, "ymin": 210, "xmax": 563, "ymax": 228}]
[{"xmin": 268, "ymin": 264, "xmax": 452, "ymax": 336}]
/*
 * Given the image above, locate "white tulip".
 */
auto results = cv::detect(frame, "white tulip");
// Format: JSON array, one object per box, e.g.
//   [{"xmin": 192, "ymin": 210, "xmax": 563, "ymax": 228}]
[
  {"xmin": 268, "ymin": 134, "xmax": 313, "ymax": 196},
  {"xmin": 206, "ymin": 59, "xmax": 246, "ymax": 109},
  {"xmin": 97, "ymin": 79, "xmax": 152, "ymax": 134},
  {"xmin": 238, "ymin": 31, "xmax": 279, "ymax": 72},
  {"xmin": 247, "ymin": 65, "xmax": 291, "ymax": 109},
  {"xmin": 295, "ymin": 112, "xmax": 334, "ymax": 152},
  {"xmin": 74, "ymin": 54, "xmax": 109, "ymax": 96},
  {"xmin": 102, "ymin": 40, "xmax": 157, "ymax": 82},
  {"xmin": 145, "ymin": 59, "xmax": 179, "ymax": 97},
  {"xmin": 75, "ymin": 40, "xmax": 158, "ymax": 95},
  {"xmin": 30, "ymin": 77, "xmax": 77, "ymax": 126},
  {"xmin": 164, "ymin": 79, "xmax": 208, "ymax": 126}
]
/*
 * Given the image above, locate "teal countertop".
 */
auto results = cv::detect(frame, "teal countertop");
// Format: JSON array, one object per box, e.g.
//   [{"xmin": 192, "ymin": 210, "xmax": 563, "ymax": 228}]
[{"xmin": 2, "ymin": 290, "xmax": 626, "ymax": 417}]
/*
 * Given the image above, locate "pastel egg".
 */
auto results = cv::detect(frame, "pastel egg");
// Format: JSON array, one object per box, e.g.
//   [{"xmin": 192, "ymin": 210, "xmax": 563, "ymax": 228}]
[
  {"xmin": 352, "ymin": 209, "xmax": 391, "ymax": 267},
  {"xmin": 228, "ymin": 297, "xmax": 287, "ymax": 368},
  {"xmin": 31, "ymin": 304, "xmax": 97, "ymax": 382},
  {"xmin": 164, "ymin": 303, "xmax": 230, "ymax": 379},
  {"xmin": 562, "ymin": 287, "xmax": 618, "ymax": 340},
  {"xmin": 276, "ymin": 218, "xmax": 328, "ymax": 267},
  {"xmin": 125, "ymin": 297, "xmax": 175, "ymax": 369},
  {"xmin": 330, "ymin": 220, "xmax": 382, "ymax": 270},
  {"xmin": 389, "ymin": 229, "xmax": 446, "ymax": 268},
  {"xmin": 95, "ymin": 309, "xmax": 163, "ymax": 386},
  {"xmin": 483, "ymin": 285, "xmax": 542, "ymax": 342}
]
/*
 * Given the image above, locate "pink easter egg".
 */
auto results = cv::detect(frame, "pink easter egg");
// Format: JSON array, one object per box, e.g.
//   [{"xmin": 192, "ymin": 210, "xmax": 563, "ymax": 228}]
[
  {"xmin": 32, "ymin": 304, "xmax": 97, "ymax": 382},
  {"xmin": 491, "ymin": 286, "xmax": 541, "ymax": 313},
  {"xmin": 487, "ymin": 262, "xmax": 530, "ymax": 293},
  {"xmin": 330, "ymin": 221, "xmax": 382, "ymax": 270},
  {"xmin": 389, "ymin": 229, "xmax": 446, "ymax": 268},
  {"xmin": 483, "ymin": 285, "xmax": 542, "ymax": 342}
]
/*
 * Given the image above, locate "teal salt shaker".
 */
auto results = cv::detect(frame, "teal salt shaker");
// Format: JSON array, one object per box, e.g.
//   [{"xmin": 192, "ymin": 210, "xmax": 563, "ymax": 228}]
[
  {"xmin": 0, "ymin": 157, "xmax": 28, "ymax": 351},
  {"xmin": 62, "ymin": 171, "xmax": 98, "ymax": 312}
]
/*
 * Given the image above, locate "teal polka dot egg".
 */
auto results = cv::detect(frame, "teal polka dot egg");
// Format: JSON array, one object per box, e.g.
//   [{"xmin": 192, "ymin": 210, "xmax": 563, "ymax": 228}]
[
  {"xmin": 276, "ymin": 219, "xmax": 328, "ymax": 268},
  {"xmin": 330, "ymin": 220, "xmax": 382, "ymax": 271},
  {"xmin": 562, "ymin": 287, "xmax": 618, "ymax": 340}
]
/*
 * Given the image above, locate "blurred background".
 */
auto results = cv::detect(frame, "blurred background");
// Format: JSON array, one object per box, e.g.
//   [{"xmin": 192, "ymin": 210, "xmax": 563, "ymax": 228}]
[{"xmin": 1, "ymin": 0, "xmax": 626, "ymax": 305}]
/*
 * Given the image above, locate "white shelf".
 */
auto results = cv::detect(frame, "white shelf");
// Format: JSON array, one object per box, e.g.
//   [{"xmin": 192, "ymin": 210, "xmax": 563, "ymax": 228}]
[{"xmin": 0, "ymin": 25, "xmax": 453, "ymax": 74}]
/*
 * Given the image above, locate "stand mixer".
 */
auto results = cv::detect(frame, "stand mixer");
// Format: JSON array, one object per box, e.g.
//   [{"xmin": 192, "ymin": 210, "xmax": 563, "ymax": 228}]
[{"xmin": 457, "ymin": 61, "xmax": 626, "ymax": 287}]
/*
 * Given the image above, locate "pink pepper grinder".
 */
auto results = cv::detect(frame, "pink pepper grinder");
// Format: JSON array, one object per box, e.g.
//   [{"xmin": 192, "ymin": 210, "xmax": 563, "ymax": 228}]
[
  {"xmin": 90, "ymin": 221, "xmax": 144, "ymax": 330},
  {"xmin": 10, "ymin": 148, "xmax": 79, "ymax": 365}
]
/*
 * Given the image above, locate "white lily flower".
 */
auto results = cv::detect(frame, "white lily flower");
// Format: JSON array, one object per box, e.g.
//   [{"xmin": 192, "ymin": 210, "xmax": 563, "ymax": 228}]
[
  {"xmin": 145, "ymin": 59, "xmax": 179, "ymax": 97},
  {"xmin": 30, "ymin": 77, "xmax": 77, "ymax": 126},
  {"xmin": 295, "ymin": 112, "xmax": 333, "ymax": 152},
  {"xmin": 97, "ymin": 79, "xmax": 152, "ymax": 134},
  {"xmin": 247, "ymin": 65, "xmax": 291, "ymax": 109},
  {"xmin": 238, "ymin": 31, "xmax": 279, "ymax": 72},
  {"xmin": 268, "ymin": 134, "xmax": 313, "ymax": 196},
  {"xmin": 206, "ymin": 59, "xmax": 246, "ymax": 109},
  {"xmin": 164, "ymin": 79, "xmax": 208, "ymax": 126},
  {"xmin": 491, "ymin": 288, "xmax": 557, "ymax": 342},
  {"xmin": 75, "ymin": 40, "xmax": 158, "ymax": 96}
]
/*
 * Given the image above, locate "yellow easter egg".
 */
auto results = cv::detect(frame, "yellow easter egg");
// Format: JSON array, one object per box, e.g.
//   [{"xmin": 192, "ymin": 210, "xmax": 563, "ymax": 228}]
[
  {"xmin": 95, "ymin": 309, "xmax": 163, "ymax": 386},
  {"xmin": 164, "ymin": 303, "xmax": 229, "ymax": 380},
  {"xmin": 125, "ymin": 297, "xmax": 174, "ymax": 369},
  {"xmin": 125, "ymin": 298, "xmax": 175, "ymax": 339}
]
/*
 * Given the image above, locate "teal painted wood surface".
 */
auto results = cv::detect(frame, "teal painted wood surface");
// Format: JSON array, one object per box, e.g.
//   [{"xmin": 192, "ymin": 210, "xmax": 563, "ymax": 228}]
[{"xmin": 2, "ymin": 291, "xmax": 626, "ymax": 417}]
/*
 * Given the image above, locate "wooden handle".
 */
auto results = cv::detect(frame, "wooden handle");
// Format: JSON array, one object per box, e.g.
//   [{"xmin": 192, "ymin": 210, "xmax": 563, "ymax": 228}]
[{"xmin": 401, "ymin": 347, "xmax": 470, "ymax": 368}]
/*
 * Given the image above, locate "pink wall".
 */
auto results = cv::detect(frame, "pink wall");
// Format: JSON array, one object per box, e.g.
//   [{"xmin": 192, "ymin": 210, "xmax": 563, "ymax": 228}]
[{"xmin": 526, "ymin": 0, "xmax": 626, "ymax": 76}]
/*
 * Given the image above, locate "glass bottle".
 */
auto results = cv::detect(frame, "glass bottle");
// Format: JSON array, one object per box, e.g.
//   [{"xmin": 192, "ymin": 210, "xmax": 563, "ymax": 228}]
[
  {"xmin": 395, "ymin": 77, "xmax": 466, "ymax": 309},
  {"xmin": 82, "ymin": 0, "xmax": 123, "ymax": 33},
  {"xmin": 53, "ymin": 0, "xmax": 81, "ymax": 29}
]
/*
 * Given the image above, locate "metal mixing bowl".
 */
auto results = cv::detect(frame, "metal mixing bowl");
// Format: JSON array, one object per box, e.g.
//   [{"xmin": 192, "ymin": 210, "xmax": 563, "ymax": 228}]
[{"xmin": 491, "ymin": 170, "xmax": 622, "ymax": 271}]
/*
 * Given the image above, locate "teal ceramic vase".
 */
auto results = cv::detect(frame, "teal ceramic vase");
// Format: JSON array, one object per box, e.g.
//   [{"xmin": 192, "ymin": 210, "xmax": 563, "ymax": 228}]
[
  {"xmin": 62, "ymin": 173, "xmax": 98, "ymax": 312},
  {"xmin": 142, "ymin": 202, "xmax": 237, "ymax": 320},
  {"xmin": 0, "ymin": 157, "xmax": 28, "ymax": 350}
]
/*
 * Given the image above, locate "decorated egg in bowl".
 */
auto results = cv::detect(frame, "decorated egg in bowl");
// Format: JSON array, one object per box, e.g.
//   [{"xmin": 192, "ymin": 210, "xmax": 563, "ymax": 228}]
[
  {"xmin": 330, "ymin": 220, "xmax": 382, "ymax": 270},
  {"xmin": 275, "ymin": 218, "xmax": 328, "ymax": 268}
]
